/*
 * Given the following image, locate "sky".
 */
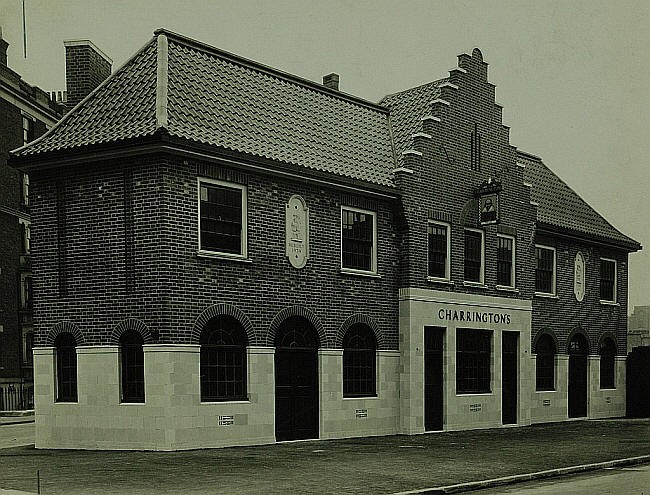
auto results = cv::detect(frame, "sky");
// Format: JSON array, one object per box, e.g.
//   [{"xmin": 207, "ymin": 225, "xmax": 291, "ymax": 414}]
[{"xmin": 1, "ymin": 0, "xmax": 649, "ymax": 311}]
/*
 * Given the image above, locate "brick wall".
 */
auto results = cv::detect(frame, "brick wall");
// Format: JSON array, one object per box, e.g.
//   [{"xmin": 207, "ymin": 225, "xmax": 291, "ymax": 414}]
[{"xmin": 30, "ymin": 156, "xmax": 400, "ymax": 349}]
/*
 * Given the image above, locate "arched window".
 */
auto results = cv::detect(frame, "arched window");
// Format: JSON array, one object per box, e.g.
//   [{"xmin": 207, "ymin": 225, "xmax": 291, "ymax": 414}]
[
  {"xmin": 120, "ymin": 330, "xmax": 145, "ymax": 403},
  {"xmin": 600, "ymin": 338, "xmax": 616, "ymax": 389},
  {"xmin": 535, "ymin": 334, "xmax": 556, "ymax": 391},
  {"xmin": 343, "ymin": 324, "xmax": 377, "ymax": 398},
  {"xmin": 54, "ymin": 333, "xmax": 77, "ymax": 402},
  {"xmin": 200, "ymin": 316, "xmax": 248, "ymax": 401}
]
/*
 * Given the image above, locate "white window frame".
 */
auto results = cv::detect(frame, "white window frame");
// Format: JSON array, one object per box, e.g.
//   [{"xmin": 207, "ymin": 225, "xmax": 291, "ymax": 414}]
[
  {"xmin": 534, "ymin": 244, "xmax": 556, "ymax": 297},
  {"xmin": 496, "ymin": 234, "xmax": 516, "ymax": 289},
  {"xmin": 599, "ymin": 258, "xmax": 617, "ymax": 303},
  {"xmin": 463, "ymin": 228, "xmax": 485, "ymax": 285},
  {"xmin": 427, "ymin": 220, "xmax": 451, "ymax": 282},
  {"xmin": 197, "ymin": 178, "xmax": 248, "ymax": 260},
  {"xmin": 340, "ymin": 205, "xmax": 377, "ymax": 275}
]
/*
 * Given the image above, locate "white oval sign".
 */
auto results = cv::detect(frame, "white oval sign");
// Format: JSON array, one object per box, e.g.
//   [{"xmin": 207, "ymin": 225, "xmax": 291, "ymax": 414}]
[
  {"xmin": 286, "ymin": 195, "xmax": 309, "ymax": 268},
  {"xmin": 574, "ymin": 252, "xmax": 585, "ymax": 302}
]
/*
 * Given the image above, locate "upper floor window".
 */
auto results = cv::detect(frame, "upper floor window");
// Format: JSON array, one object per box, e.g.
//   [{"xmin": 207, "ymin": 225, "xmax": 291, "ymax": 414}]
[
  {"xmin": 24, "ymin": 331, "xmax": 34, "ymax": 367},
  {"xmin": 22, "ymin": 115, "xmax": 35, "ymax": 144},
  {"xmin": 341, "ymin": 207, "xmax": 376, "ymax": 273},
  {"xmin": 198, "ymin": 179, "xmax": 247, "ymax": 258},
  {"xmin": 343, "ymin": 324, "xmax": 377, "ymax": 398},
  {"xmin": 20, "ymin": 275, "xmax": 33, "ymax": 310},
  {"xmin": 464, "ymin": 229, "xmax": 484, "ymax": 284},
  {"xmin": 21, "ymin": 174, "xmax": 29, "ymax": 207},
  {"xmin": 600, "ymin": 258, "xmax": 617, "ymax": 303},
  {"xmin": 599, "ymin": 338, "xmax": 616, "ymax": 389},
  {"xmin": 19, "ymin": 219, "xmax": 31, "ymax": 254},
  {"xmin": 535, "ymin": 245, "xmax": 556, "ymax": 295},
  {"xmin": 456, "ymin": 328, "xmax": 491, "ymax": 394},
  {"xmin": 428, "ymin": 221, "xmax": 450, "ymax": 280},
  {"xmin": 497, "ymin": 235, "xmax": 515, "ymax": 288}
]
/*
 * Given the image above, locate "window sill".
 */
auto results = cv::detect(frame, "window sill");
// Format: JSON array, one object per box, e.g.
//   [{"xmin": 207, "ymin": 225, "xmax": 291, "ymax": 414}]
[
  {"xmin": 54, "ymin": 400, "xmax": 78, "ymax": 404},
  {"xmin": 340, "ymin": 269, "xmax": 381, "ymax": 279},
  {"xmin": 599, "ymin": 387, "xmax": 617, "ymax": 391},
  {"xmin": 535, "ymin": 389, "xmax": 557, "ymax": 393},
  {"xmin": 120, "ymin": 402, "xmax": 145, "ymax": 405},
  {"xmin": 463, "ymin": 281, "xmax": 487, "ymax": 289},
  {"xmin": 200, "ymin": 400, "xmax": 251, "ymax": 405},
  {"xmin": 427, "ymin": 277, "xmax": 454, "ymax": 285},
  {"xmin": 496, "ymin": 285, "xmax": 519, "ymax": 293},
  {"xmin": 343, "ymin": 395, "xmax": 379, "ymax": 400},
  {"xmin": 599, "ymin": 300, "xmax": 619, "ymax": 306},
  {"xmin": 534, "ymin": 292, "xmax": 558, "ymax": 299},
  {"xmin": 455, "ymin": 391, "xmax": 492, "ymax": 397},
  {"xmin": 197, "ymin": 250, "xmax": 252, "ymax": 263}
]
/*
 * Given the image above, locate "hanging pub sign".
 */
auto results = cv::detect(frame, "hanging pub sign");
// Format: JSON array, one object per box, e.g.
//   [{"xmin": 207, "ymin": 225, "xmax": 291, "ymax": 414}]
[
  {"xmin": 475, "ymin": 179, "xmax": 502, "ymax": 225},
  {"xmin": 286, "ymin": 195, "xmax": 309, "ymax": 268}
]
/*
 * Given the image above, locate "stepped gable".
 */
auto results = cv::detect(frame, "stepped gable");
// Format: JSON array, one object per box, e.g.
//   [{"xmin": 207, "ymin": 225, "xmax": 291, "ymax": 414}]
[
  {"xmin": 519, "ymin": 151, "xmax": 640, "ymax": 250},
  {"xmin": 13, "ymin": 29, "xmax": 396, "ymax": 188}
]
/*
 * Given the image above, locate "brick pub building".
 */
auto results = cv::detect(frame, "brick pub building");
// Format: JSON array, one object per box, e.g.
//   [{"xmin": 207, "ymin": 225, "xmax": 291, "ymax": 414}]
[{"xmin": 10, "ymin": 30, "xmax": 640, "ymax": 449}]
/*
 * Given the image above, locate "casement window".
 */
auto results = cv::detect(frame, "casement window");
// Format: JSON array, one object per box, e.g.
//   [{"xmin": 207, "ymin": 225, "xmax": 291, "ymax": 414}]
[
  {"xmin": 535, "ymin": 334, "xmax": 556, "ymax": 391},
  {"xmin": 198, "ymin": 179, "xmax": 247, "ymax": 258},
  {"xmin": 456, "ymin": 328, "xmax": 491, "ymax": 394},
  {"xmin": 55, "ymin": 333, "xmax": 77, "ymax": 402},
  {"xmin": 120, "ymin": 330, "xmax": 145, "ymax": 403},
  {"xmin": 343, "ymin": 324, "xmax": 377, "ymax": 398},
  {"xmin": 599, "ymin": 338, "xmax": 616, "ymax": 389},
  {"xmin": 200, "ymin": 316, "xmax": 248, "ymax": 402},
  {"xmin": 497, "ymin": 235, "xmax": 515, "ymax": 288},
  {"xmin": 464, "ymin": 229, "xmax": 484, "ymax": 284},
  {"xmin": 22, "ymin": 115, "xmax": 35, "ymax": 145},
  {"xmin": 20, "ymin": 174, "xmax": 29, "ymax": 207},
  {"xmin": 341, "ymin": 207, "xmax": 377, "ymax": 273},
  {"xmin": 535, "ymin": 245, "xmax": 556, "ymax": 295},
  {"xmin": 600, "ymin": 258, "xmax": 617, "ymax": 303},
  {"xmin": 428, "ymin": 221, "xmax": 450, "ymax": 280},
  {"xmin": 19, "ymin": 220, "xmax": 30, "ymax": 254}
]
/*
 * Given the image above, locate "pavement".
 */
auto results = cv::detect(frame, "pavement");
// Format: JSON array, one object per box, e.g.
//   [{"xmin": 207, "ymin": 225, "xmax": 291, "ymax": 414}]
[{"xmin": 1, "ymin": 418, "xmax": 649, "ymax": 494}]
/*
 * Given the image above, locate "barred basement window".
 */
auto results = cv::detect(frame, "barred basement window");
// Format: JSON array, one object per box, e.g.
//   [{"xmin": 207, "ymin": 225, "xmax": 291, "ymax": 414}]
[
  {"xmin": 200, "ymin": 316, "xmax": 248, "ymax": 402},
  {"xmin": 497, "ymin": 235, "xmax": 515, "ymax": 287},
  {"xmin": 428, "ymin": 221, "xmax": 450, "ymax": 280},
  {"xmin": 343, "ymin": 324, "xmax": 377, "ymax": 398},
  {"xmin": 535, "ymin": 334, "xmax": 556, "ymax": 391},
  {"xmin": 54, "ymin": 333, "xmax": 77, "ymax": 402},
  {"xmin": 464, "ymin": 229, "xmax": 484, "ymax": 283},
  {"xmin": 341, "ymin": 207, "xmax": 376, "ymax": 273},
  {"xmin": 120, "ymin": 330, "xmax": 145, "ymax": 403},
  {"xmin": 599, "ymin": 338, "xmax": 616, "ymax": 389},
  {"xmin": 456, "ymin": 328, "xmax": 491, "ymax": 394},
  {"xmin": 535, "ymin": 245, "xmax": 555, "ymax": 295},
  {"xmin": 600, "ymin": 259, "xmax": 616, "ymax": 302},
  {"xmin": 199, "ymin": 179, "xmax": 247, "ymax": 257}
]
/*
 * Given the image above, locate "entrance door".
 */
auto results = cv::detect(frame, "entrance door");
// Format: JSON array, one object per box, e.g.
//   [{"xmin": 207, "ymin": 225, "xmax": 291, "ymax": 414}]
[
  {"xmin": 274, "ymin": 316, "xmax": 319, "ymax": 441},
  {"xmin": 568, "ymin": 334, "xmax": 588, "ymax": 418},
  {"xmin": 502, "ymin": 332, "xmax": 518, "ymax": 425},
  {"xmin": 424, "ymin": 327, "xmax": 444, "ymax": 431}
]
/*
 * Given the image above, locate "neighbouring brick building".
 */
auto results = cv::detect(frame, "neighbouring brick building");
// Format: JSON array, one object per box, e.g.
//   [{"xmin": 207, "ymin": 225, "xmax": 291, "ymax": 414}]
[{"xmin": 9, "ymin": 29, "xmax": 641, "ymax": 449}]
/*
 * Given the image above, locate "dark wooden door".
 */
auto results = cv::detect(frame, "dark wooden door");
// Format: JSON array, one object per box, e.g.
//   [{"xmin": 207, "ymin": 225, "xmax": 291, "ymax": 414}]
[
  {"xmin": 502, "ymin": 332, "xmax": 518, "ymax": 425},
  {"xmin": 568, "ymin": 334, "xmax": 588, "ymax": 418},
  {"xmin": 274, "ymin": 317, "xmax": 319, "ymax": 442},
  {"xmin": 424, "ymin": 327, "xmax": 444, "ymax": 431}
]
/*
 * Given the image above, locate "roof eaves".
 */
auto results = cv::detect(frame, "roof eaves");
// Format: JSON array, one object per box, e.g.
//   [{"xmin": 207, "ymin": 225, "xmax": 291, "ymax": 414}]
[
  {"xmin": 154, "ymin": 27, "xmax": 389, "ymax": 114},
  {"xmin": 536, "ymin": 221, "xmax": 642, "ymax": 252},
  {"xmin": 10, "ymin": 35, "xmax": 158, "ymax": 157}
]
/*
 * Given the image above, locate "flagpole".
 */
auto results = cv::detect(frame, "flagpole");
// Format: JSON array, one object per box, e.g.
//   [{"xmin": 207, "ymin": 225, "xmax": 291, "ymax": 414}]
[{"xmin": 22, "ymin": 0, "xmax": 27, "ymax": 58}]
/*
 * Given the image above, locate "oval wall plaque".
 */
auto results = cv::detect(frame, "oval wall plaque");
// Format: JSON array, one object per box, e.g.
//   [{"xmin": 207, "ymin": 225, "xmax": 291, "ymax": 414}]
[
  {"xmin": 286, "ymin": 195, "xmax": 309, "ymax": 268},
  {"xmin": 574, "ymin": 251, "xmax": 585, "ymax": 302}
]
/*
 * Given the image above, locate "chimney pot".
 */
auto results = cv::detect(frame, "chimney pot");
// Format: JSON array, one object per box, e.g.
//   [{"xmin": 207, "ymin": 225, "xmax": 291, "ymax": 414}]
[{"xmin": 323, "ymin": 73, "xmax": 340, "ymax": 91}]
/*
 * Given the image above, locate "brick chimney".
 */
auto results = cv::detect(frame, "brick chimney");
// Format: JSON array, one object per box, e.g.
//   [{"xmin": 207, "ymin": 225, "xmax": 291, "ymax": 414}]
[
  {"xmin": 0, "ymin": 27, "xmax": 9, "ymax": 66},
  {"xmin": 64, "ymin": 40, "xmax": 112, "ymax": 108},
  {"xmin": 323, "ymin": 73, "xmax": 339, "ymax": 91}
]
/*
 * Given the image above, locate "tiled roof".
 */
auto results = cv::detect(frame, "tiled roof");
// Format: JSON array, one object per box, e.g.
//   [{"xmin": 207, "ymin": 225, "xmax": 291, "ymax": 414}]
[
  {"xmin": 14, "ymin": 30, "xmax": 396, "ymax": 188},
  {"xmin": 520, "ymin": 152, "xmax": 640, "ymax": 249},
  {"xmin": 379, "ymin": 79, "xmax": 446, "ymax": 164}
]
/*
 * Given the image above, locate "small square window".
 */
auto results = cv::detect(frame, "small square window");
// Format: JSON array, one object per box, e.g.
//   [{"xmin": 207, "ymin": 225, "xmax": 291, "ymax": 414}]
[
  {"xmin": 198, "ymin": 179, "xmax": 247, "ymax": 258},
  {"xmin": 428, "ymin": 221, "xmax": 450, "ymax": 280},
  {"xmin": 535, "ymin": 245, "xmax": 556, "ymax": 295},
  {"xmin": 600, "ymin": 258, "xmax": 617, "ymax": 302},
  {"xmin": 497, "ymin": 235, "xmax": 515, "ymax": 288},
  {"xmin": 464, "ymin": 229, "xmax": 484, "ymax": 283},
  {"xmin": 341, "ymin": 207, "xmax": 376, "ymax": 273}
]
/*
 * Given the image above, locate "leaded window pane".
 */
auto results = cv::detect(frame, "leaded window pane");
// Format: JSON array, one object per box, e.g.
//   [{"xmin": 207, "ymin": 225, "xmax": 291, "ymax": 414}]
[
  {"xmin": 535, "ymin": 334, "xmax": 556, "ymax": 391},
  {"xmin": 456, "ymin": 329, "xmax": 491, "ymax": 393},
  {"xmin": 55, "ymin": 333, "xmax": 77, "ymax": 402},
  {"xmin": 600, "ymin": 260, "xmax": 616, "ymax": 301},
  {"xmin": 535, "ymin": 247, "xmax": 554, "ymax": 293},
  {"xmin": 200, "ymin": 183, "xmax": 243, "ymax": 254},
  {"xmin": 343, "ymin": 324, "xmax": 377, "ymax": 397},
  {"xmin": 120, "ymin": 330, "xmax": 145, "ymax": 403},
  {"xmin": 342, "ymin": 209, "xmax": 374, "ymax": 271},
  {"xmin": 464, "ymin": 230, "xmax": 482, "ymax": 282},
  {"xmin": 497, "ymin": 236, "xmax": 513, "ymax": 286},
  {"xmin": 428, "ymin": 224, "xmax": 448, "ymax": 278}
]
